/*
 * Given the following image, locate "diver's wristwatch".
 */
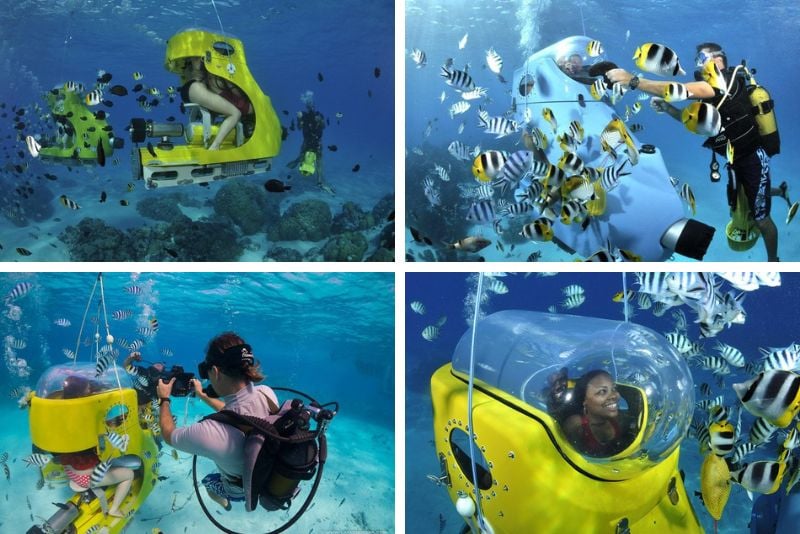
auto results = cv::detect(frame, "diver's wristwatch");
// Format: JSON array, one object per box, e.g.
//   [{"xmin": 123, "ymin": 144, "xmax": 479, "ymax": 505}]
[{"xmin": 628, "ymin": 76, "xmax": 640, "ymax": 90}]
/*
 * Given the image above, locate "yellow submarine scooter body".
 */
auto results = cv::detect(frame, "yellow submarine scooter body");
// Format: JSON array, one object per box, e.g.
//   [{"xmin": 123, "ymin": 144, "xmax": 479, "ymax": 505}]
[
  {"xmin": 131, "ymin": 28, "xmax": 282, "ymax": 188},
  {"xmin": 430, "ymin": 310, "xmax": 703, "ymax": 533},
  {"xmin": 28, "ymin": 364, "xmax": 160, "ymax": 534},
  {"xmin": 37, "ymin": 88, "xmax": 115, "ymax": 165}
]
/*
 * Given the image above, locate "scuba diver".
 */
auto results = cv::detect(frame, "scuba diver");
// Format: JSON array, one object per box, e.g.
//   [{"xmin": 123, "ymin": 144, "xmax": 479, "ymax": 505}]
[
  {"xmin": 286, "ymin": 90, "xmax": 330, "ymax": 190},
  {"xmin": 156, "ymin": 332, "xmax": 279, "ymax": 511},
  {"xmin": 606, "ymin": 42, "xmax": 786, "ymax": 261}
]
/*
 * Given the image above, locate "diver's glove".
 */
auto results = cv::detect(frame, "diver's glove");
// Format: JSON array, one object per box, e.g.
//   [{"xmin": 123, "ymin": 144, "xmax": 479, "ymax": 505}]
[{"xmin": 650, "ymin": 97, "xmax": 671, "ymax": 114}]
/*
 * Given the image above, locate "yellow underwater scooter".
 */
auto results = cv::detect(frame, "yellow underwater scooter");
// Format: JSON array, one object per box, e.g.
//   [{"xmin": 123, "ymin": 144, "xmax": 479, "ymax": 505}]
[
  {"xmin": 128, "ymin": 28, "xmax": 282, "ymax": 189},
  {"xmin": 37, "ymin": 86, "xmax": 120, "ymax": 166},
  {"xmin": 26, "ymin": 364, "xmax": 160, "ymax": 534},
  {"xmin": 431, "ymin": 309, "xmax": 703, "ymax": 533}
]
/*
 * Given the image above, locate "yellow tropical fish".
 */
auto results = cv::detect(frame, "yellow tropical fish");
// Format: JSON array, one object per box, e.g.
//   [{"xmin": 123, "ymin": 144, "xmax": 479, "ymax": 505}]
[
  {"xmin": 682, "ymin": 102, "xmax": 723, "ymax": 137},
  {"xmin": 700, "ymin": 452, "xmax": 731, "ymax": 521},
  {"xmin": 702, "ymin": 60, "xmax": 727, "ymax": 92},
  {"xmin": 542, "ymin": 107, "xmax": 557, "ymax": 133}
]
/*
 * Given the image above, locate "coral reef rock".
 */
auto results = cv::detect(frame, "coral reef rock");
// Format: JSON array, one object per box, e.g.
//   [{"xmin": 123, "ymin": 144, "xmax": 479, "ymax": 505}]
[
  {"xmin": 136, "ymin": 192, "xmax": 189, "ymax": 223},
  {"xmin": 321, "ymin": 231, "xmax": 368, "ymax": 262},
  {"xmin": 264, "ymin": 246, "xmax": 304, "ymax": 262},
  {"xmin": 213, "ymin": 179, "xmax": 280, "ymax": 235},
  {"xmin": 268, "ymin": 199, "xmax": 332, "ymax": 242},
  {"xmin": 59, "ymin": 218, "xmax": 137, "ymax": 261},
  {"xmin": 331, "ymin": 201, "xmax": 375, "ymax": 234}
]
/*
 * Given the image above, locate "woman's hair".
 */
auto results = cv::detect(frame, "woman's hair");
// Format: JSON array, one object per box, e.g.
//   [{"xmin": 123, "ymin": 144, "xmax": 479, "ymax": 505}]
[
  {"xmin": 182, "ymin": 57, "xmax": 206, "ymax": 83},
  {"xmin": 572, "ymin": 369, "xmax": 611, "ymax": 411},
  {"xmin": 205, "ymin": 331, "xmax": 264, "ymax": 383},
  {"xmin": 62, "ymin": 375, "xmax": 91, "ymax": 399}
]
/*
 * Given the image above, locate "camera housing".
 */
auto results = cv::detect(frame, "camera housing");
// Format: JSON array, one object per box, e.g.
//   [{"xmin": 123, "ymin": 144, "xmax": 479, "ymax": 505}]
[{"xmin": 160, "ymin": 365, "xmax": 195, "ymax": 397}]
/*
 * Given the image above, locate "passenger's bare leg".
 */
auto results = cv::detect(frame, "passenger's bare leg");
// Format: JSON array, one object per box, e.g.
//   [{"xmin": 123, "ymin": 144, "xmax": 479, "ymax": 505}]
[{"xmin": 187, "ymin": 83, "xmax": 242, "ymax": 150}]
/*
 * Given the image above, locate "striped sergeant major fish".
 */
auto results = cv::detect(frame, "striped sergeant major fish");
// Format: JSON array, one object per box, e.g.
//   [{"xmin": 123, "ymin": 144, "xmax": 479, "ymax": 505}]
[
  {"xmin": 760, "ymin": 346, "xmax": 800, "ymax": 373},
  {"xmin": 499, "ymin": 201, "xmax": 533, "ymax": 217},
  {"xmin": 440, "ymin": 66, "xmax": 475, "ymax": 92},
  {"xmin": 697, "ymin": 395, "xmax": 724, "ymax": 411},
  {"xmin": 465, "ymin": 200, "xmax": 496, "ymax": 224},
  {"xmin": 477, "ymin": 110, "xmax": 517, "ymax": 139},
  {"xmin": 732, "ymin": 442, "xmax": 760, "ymax": 464},
  {"xmin": 448, "ymin": 140, "xmax": 475, "ymax": 161},
  {"xmin": 734, "ymin": 370, "xmax": 800, "ymax": 428},
  {"xmin": 715, "ymin": 342, "xmax": 745, "ymax": 367},
  {"xmin": 4, "ymin": 281, "xmax": 33, "ymax": 303},
  {"xmin": 749, "ymin": 417, "xmax": 777, "ymax": 445},
  {"xmin": 600, "ymin": 159, "xmax": 631, "ymax": 192},
  {"xmin": 90, "ymin": 460, "xmax": 112, "ymax": 487}
]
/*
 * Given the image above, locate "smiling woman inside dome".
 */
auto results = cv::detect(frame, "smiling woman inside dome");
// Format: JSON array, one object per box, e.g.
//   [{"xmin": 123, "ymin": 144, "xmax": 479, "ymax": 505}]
[{"xmin": 562, "ymin": 370, "xmax": 639, "ymax": 457}]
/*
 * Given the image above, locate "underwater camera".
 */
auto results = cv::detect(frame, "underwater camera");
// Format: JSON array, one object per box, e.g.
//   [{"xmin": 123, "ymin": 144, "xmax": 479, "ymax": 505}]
[{"xmin": 159, "ymin": 365, "xmax": 195, "ymax": 397}]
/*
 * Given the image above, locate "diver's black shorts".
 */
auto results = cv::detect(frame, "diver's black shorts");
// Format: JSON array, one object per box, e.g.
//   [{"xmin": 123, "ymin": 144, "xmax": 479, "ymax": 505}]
[{"xmin": 734, "ymin": 147, "xmax": 771, "ymax": 221}]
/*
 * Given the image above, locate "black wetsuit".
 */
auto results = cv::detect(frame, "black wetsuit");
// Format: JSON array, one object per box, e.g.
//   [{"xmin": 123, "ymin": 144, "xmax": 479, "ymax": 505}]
[
  {"xmin": 298, "ymin": 109, "xmax": 325, "ymax": 154},
  {"xmin": 701, "ymin": 68, "xmax": 771, "ymax": 220}
]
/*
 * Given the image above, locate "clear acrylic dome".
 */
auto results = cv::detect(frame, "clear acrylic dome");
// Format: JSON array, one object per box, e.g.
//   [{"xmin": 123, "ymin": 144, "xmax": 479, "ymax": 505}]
[
  {"xmin": 451, "ymin": 310, "xmax": 694, "ymax": 474},
  {"xmin": 528, "ymin": 35, "xmax": 608, "ymax": 74},
  {"xmin": 35, "ymin": 363, "xmax": 132, "ymax": 399}
]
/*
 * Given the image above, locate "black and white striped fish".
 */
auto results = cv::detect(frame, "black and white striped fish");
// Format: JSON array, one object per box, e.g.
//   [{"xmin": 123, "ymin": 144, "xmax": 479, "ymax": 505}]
[
  {"xmin": 499, "ymin": 150, "xmax": 532, "ymax": 184},
  {"xmin": 440, "ymin": 66, "xmax": 475, "ymax": 92},
  {"xmin": 90, "ymin": 460, "xmax": 112, "ymax": 487},
  {"xmin": 734, "ymin": 370, "xmax": 800, "ymax": 427},
  {"xmin": 600, "ymin": 159, "xmax": 631, "ymax": 191},
  {"xmin": 105, "ymin": 432, "xmax": 130, "ymax": 452},
  {"xmin": 448, "ymin": 140, "xmax": 474, "ymax": 161},
  {"xmin": 466, "ymin": 200, "xmax": 496, "ymax": 224},
  {"xmin": 410, "ymin": 48, "xmax": 426, "ymax": 68},
  {"xmin": 499, "ymin": 201, "xmax": 533, "ymax": 217},
  {"xmin": 137, "ymin": 326, "xmax": 156, "ymax": 337},
  {"xmin": 95, "ymin": 352, "xmax": 115, "ymax": 377},
  {"xmin": 477, "ymin": 110, "xmax": 517, "ymax": 138},
  {"xmin": 129, "ymin": 339, "xmax": 144, "ymax": 352},
  {"xmin": 112, "ymin": 309, "xmax": 133, "ymax": 320},
  {"xmin": 715, "ymin": 342, "xmax": 745, "ymax": 367},
  {"xmin": 4, "ymin": 281, "xmax": 33, "ymax": 302},
  {"xmin": 8, "ymin": 337, "xmax": 26, "ymax": 350},
  {"xmin": 760, "ymin": 346, "xmax": 800, "ymax": 372},
  {"xmin": 23, "ymin": 453, "xmax": 52, "ymax": 467},
  {"xmin": 732, "ymin": 442, "xmax": 761, "ymax": 463},
  {"xmin": 731, "ymin": 460, "xmax": 786, "ymax": 496}
]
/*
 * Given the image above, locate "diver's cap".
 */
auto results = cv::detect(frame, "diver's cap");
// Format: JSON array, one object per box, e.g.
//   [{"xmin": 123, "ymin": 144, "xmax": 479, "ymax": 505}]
[{"xmin": 198, "ymin": 343, "xmax": 254, "ymax": 379}]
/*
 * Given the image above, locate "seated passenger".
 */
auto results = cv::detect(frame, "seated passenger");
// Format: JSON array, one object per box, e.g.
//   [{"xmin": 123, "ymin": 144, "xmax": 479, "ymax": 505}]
[
  {"xmin": 179, "ymin": 57, "xmax": 253, "ymax": 149},
  {"xmin": 56, "ymin": 375, "xmax": 135, "ymax": 517},
  {"xmin": 561, "ymin": 370, "xmax": 637, "ymax": 457},
  {"xmin": 558, "ymin": 53, "xmax": 584, "ymax": 76}
]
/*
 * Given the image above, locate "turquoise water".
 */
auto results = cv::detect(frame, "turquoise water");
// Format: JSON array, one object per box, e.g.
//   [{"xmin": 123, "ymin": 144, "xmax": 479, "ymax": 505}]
[
  {"xmin": 0, "ymin": 271, "xmax": 394, "ymax": 533},
  {"xmin": 406, "ymin": 0, "xmax": 800, "ymax": 262},
  {"xmin": 406, "ymin": 272, "xmax": 800, "ymax": 533},
  {"xmin": 0, "ymin": 0, "xmax": 394, "ymax": 261}
]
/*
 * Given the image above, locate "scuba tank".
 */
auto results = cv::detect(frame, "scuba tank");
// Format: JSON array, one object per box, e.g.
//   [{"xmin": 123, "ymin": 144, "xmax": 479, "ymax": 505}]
[{"xmin": 742, "ymin": 63, "xmax": 780, "ymax": 156}]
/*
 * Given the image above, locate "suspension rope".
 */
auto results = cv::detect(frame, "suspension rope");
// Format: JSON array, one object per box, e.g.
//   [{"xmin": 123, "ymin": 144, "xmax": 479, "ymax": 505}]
[{"xmin": 467, "ymin": 273, "xmax": 486, "ymax": 532}]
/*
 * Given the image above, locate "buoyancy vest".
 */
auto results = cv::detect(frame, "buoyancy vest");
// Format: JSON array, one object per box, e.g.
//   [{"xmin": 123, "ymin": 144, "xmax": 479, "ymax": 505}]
[{"xmin": 702, "ymin": 67, "xmax": 761, "ymax": 159}]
